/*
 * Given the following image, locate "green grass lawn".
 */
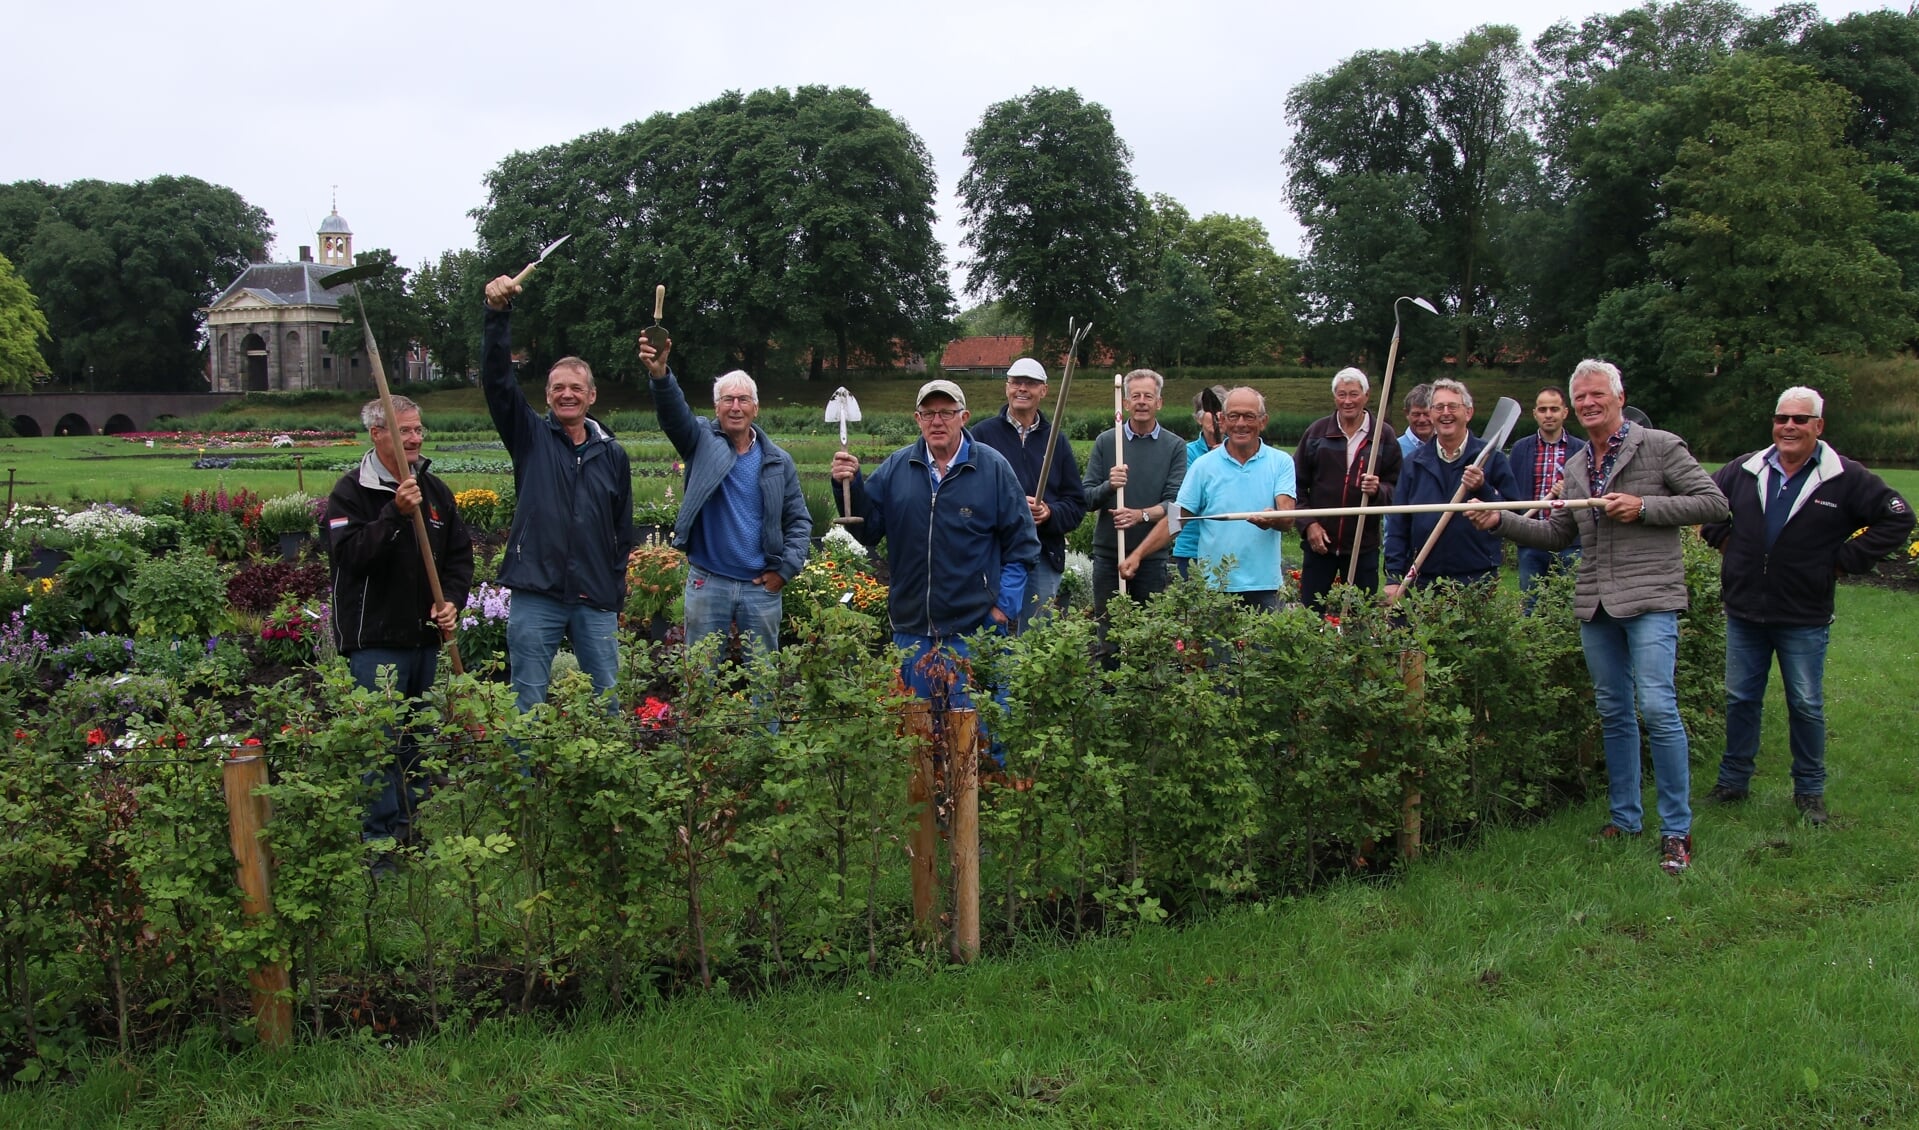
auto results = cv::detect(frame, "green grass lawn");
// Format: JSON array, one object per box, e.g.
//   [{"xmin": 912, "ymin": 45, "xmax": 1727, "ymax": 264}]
[{"xmin": 6, "ymin": 583, "xmax": 1914, "ymax": 1127}]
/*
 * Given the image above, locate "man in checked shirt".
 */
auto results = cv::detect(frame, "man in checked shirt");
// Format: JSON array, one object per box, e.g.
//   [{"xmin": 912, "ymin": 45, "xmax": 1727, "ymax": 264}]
[{"xmin": 1507, "ymin": 386, "xmax": 1589, "ymax": 610}]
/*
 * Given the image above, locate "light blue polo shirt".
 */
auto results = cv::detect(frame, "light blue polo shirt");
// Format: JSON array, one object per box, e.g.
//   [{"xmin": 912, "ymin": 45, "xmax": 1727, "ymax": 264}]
[{"xmin": 1177, "ymin": 441, "xmax": 1297, "ymax": 592}]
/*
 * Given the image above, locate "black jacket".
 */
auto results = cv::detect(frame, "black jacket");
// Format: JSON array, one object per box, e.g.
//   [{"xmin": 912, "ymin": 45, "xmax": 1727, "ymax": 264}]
[
  {"xmin": 1702, "ymin": 443, "xmax": 1913, "ymax": 625},
  {"xmin": 971, "ymin": 407, "xmax": 1086, "ymax": 573},
  {"xmin": 326, "ymin": 451, "xmax": 474, "ymax": 652},
  {"xmin": 481, "ymin": 306, "xmax": 635, "ymax": 610},
  {"xmin": 1294, "ymin": 413, "xmax": 1402, "ymax": 555}
]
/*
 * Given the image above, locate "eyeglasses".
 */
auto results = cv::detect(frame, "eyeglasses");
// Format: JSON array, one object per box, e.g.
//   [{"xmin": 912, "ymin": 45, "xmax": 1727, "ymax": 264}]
[
  {"xmin": 374, "ymin": 426, "xmax": 427, "ymax": 438},
  {"xmin": 1773, "ymin": 413, "xmax": 1818, "ymax": 425},
  {"xmin": 1222, "ymin": 412, "xmax": 1263, "ymax": 423},
  {"xmin": 917, "ymin": 408, "xmax": 961, "ymax": 422},
  {"xmin": 716, "ymin": 395, "xmax": 755, "ymax": 406}
]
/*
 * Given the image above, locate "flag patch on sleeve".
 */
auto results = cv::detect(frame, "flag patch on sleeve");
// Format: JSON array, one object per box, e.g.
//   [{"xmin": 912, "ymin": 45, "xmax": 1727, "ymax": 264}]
[{"xmin": 329, "ymin": 516, "xmax": 351, "ymax": 529}]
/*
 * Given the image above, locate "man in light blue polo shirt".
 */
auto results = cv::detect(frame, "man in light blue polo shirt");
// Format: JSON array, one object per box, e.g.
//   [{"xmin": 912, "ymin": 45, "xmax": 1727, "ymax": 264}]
[{"xmin": 1124, "ymin": 387, "xmax": 1296, "ymax": 610}]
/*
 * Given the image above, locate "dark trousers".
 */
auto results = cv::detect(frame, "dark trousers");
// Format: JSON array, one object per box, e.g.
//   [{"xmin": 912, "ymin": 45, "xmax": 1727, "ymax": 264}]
[
  {"xmin": 1093, "ymin": 553, "xmax": 1171, "ymax": 615},
  {"xmin": 347, "ymin": 646, "xmax": 440, "ymax": 842},
  {"xmin": 1299, "ymin": 547, "xmax": 1379, "ymax": 611}
]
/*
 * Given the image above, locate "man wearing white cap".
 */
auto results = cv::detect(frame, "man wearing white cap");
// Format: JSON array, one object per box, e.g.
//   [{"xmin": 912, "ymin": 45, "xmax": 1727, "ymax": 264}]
[
  {"xmin": 831, "ymin": 380, "xmax": 1040, "ymax": 702},
  {"xmin": 972, "ymin": 357, "xmax": 1086, "ymax": 629}
]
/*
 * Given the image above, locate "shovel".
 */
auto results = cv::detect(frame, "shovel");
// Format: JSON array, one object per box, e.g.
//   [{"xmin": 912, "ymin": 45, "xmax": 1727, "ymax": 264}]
[
  {"xmin": 640, "ymin": 284, "xmax": 670, "ymax": 353},
  {"xmin": 509, "ymin": 234, "xmax": 571, "ymax": 289},
  {"xmin": 322, "ymin": 261, "xmax": 463, "ymax": 674},
  {"xmin": 1399, "ymin": 395, "xmax": 1521, "ymax": 590},
  {"xmin": 825, "ymin": 386, "xmax": 862, "ymax": 525}
]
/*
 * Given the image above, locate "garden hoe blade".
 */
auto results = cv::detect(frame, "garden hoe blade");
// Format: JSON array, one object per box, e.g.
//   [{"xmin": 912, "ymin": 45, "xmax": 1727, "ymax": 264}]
[
  {"xmin": 826, "ymin": 387, "xmax": 862, "ymax": 525},
  {"xmin": 641, "ymin": 284, "xmax": 670, "ymax": 353},
  {"xmin": 1478, "ymin": 396, "xmax": 1522, "ymax": 453},
  {"xmin": 318, "ymin": 260, "xmax": 389, "ymax": 290}
]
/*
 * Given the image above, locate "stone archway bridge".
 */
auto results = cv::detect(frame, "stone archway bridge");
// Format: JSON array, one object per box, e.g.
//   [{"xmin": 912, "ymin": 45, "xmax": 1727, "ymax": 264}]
[{"xmin": 1, "ymin": 393, "xmax": 243, "ymax": 438}]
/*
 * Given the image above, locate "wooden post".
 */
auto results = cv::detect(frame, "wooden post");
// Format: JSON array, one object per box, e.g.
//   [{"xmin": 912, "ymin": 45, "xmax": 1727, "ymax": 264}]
[
  {"xmin": 1398, "ymin": 649, "xmax": 1425, "ymax": 861},
  {"xmin": 946, "ymin": 709, "xmax": 980, "ymax": 963},
  {"xmin": 901, "ymin": 704, "xmax": 940, "ymax": 937},
  {"xmin": 223, "ymin": 751, "xmax": 291, "ymax": 1047}
]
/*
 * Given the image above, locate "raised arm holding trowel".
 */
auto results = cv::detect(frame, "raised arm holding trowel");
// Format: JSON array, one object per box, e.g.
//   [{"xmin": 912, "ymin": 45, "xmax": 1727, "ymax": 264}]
[{"xmin": 480, "ymin": 237, "xmax": 635, "ymax": 712}]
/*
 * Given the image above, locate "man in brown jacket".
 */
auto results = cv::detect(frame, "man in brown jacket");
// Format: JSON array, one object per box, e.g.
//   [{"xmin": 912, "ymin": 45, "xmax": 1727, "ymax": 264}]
[{"xmin": 1471, "ymin": 359, "xmax": 1728, "ymax": 875}]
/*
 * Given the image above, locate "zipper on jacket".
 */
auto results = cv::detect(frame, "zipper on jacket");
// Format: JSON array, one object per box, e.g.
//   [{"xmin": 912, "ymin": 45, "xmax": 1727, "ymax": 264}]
[{"xmin": 924, "ymin": 484, "xmax": 938, "ymax": 634}]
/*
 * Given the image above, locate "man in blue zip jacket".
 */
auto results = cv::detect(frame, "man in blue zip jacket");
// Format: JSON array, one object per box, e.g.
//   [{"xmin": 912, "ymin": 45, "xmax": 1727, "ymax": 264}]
[
  {"xmin": 639, "ymin": 333, "xmax": 809, "ymax": 658},
  {"xmin": 1384, "ymin": 378, "xmax": 1519, "ymax": 598},
  {"xmin": 482, "ymin": 274, "xmax": 635, "ymax": 712},
  {"xmin": 1698, "ymin": 387, "xmax": 1913, "ymax": 825},
  {"xmin": 970, "ymin": 357, "xmax": 1085, "ymax": 629},
  {"xmin": 830, "ymin": 380, "xmax": 1040, "ymax": 704}
]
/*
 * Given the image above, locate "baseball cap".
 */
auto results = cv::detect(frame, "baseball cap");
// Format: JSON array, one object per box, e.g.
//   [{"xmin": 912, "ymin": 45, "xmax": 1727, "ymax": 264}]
[
  {"xmin": 916, "ymin": 379, "xmax": 967, "ymax": 411},
  {"xmin": 1007, "ymin": 357, "xmax": 1048, "ymax": 383}
]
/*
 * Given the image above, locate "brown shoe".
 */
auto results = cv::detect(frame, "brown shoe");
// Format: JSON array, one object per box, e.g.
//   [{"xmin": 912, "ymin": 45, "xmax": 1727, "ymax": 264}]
[
  {"xmin": 1593, "ymin": 823, "xmax": 1641, "ymax": 842},
  {"xmin": 1794, "ymin": 794, "xmax": 1829, "ymax": 826}
]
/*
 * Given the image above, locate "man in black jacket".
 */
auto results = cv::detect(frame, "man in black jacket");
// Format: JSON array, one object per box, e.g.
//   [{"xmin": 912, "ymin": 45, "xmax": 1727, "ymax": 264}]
[
  {"xmin": 1699, "ymin": 387, "xmax": 1913, "ymax": 824},
  {"xmin": 325, "ymin": 396, "xmax": 474, "ymax": 855},
  {"xmin": 971, "ymin": 357, "xmax": 1086, "ymax": 629},
  {"xmin": 482, "ymin": 274, "xmax": 635, "ymax": 711}
]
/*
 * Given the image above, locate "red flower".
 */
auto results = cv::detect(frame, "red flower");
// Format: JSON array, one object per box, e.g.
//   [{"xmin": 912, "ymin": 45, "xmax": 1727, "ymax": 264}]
[
  {"xmin": 1173, "ymin": 639, "xmax": 1186, "ymax": 652},
  {"xmin": 86, "ymin": 728, "xmax": 107, "ymax": 747},
  {"xmin": 1325, "ymin": 615, "xmax": 1341, "ymax": 627},
  {"xmin": 243, "ymin": 736, "xmax": 262, "ymax": 746},
  {"xmin": 11, "ymin": 729, "xmax": 25, "ymax": 741},
  {"xmin": 174, "ymin": 733, "xmax": 188, "ymax": 748},
  {"xmin": 635, "ymin": 697, "xmax": 672, "ymax": 730}
]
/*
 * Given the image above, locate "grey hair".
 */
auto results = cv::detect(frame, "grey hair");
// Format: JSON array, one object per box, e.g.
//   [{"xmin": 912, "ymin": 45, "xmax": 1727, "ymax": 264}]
[
  {"xmin": 1403, "ymin": 383, "xmax": 1433, "ymax": 410},
  {"xmin": 1430, "ymin": 378, "xmax": 1473, "ymax": 411},
  {"xmin": 362, "ymin": 395, "xmax": 422, "ymax": 430},
  {"xmin": 1123, "ymin": 368, "xmax": 1164, "ymax": 395},
  {"xmin": 1227, "ymin": 386, "xmax": 1267, "ymax": 414},
  {"xmin": 1570, "ymin": 359, "xmax": 1624, "ymax": 398},
  {"xmin": 548, "ymin": 356, "xmax": 595, "ymax": 387},
  {"xmin": 1775, "ymin": 386, "xmax": 1824, "ymax": 417},
  {"xmin": 1332, "ymin": 367, "xmax": 1369, "ymax": 395},
  {"xmin": 713, "ymin": 369, "xmax": 759, "ymax": 405}
]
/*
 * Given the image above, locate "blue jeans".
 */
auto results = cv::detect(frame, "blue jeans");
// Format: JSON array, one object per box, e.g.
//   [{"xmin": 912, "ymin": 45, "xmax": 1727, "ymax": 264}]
[
  {"xmin": 1580, "ymin": 607, "xmax": 1691, "ymax": 836},
  {"xmin": 1717, "ymin": 617, "xmax": 1828, "ymax": 796},
  {"xmin": 683, "ymin": 563, "xmax": 783, "ymax": 658},
  {"xmin": 347, "ymin": 646, "xmax": 439, "ymax": 842},
  {"xmin": 506, "ymin": 590, "xmax": 620, "ymax": 712},
  {"xmin": 1018, "ymin": 559, "xmax": 1063, "ymax": 631},
  {"xmin": 1517, "ymin": 546, "xmax": 1580, "ymax": 611}
]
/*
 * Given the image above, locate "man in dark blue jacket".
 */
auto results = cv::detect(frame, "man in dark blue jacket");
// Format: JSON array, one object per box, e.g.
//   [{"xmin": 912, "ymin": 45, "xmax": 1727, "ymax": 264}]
[
  {"xmin": 1698, "ymin": 387, "xmax": 1913, "ymax": 824},
  {"xmin": 1384, "ymin": 378, "xmax": 1519, "ymax": 598},
  {"xmin": 970, "ymin": 357, "xmax": 1085, "ymax": 629},
  {"xmin": 830, "ymin": 380, "xmax": 1040, "ymax": 704},
  {"xmin": 482, "ymin": 274, "xmax": 635, "ymax": 712},
  {"xmin": 640, "ymin": 334, "xmax": 809, "ymax": 659}
]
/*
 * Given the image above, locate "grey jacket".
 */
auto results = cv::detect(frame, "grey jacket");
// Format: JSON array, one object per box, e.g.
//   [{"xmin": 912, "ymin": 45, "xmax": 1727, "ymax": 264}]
[
  {"xmin": 652, "ymin": 371, "xmax": 812, "ymax": 581},
  {"xmin": 1496, "ymin": 426, "xmax": 1727, "ymax": 620}
]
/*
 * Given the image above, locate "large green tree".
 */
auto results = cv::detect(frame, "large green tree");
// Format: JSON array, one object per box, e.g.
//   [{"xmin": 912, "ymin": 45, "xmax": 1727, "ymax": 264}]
[
  {"xmin": 476, "ymin": 86, "xmax": 951, "ymax": 381},
  {"xmin": 1116, "ymin": 195, "xmax": 1299, "ymax": 367},
  {"xmin": 958, "ymin": 87, "xmax": 1139, "ymax": 362},
  {"xmin": 329, "ymin": 248, "xmax": 421, "ymax": 385},
  {"xmin": 412, "ymin": 249, "xmax": 485, "ymax": 380},
  {"xmin": 1284, "ymin": 26, "xmax": 1533, "ymax": 368},
  {"xmin": 0, "ymin": 177, "xmax": 269, "ymax": 391},
  {"xmin": 0, "ymin": 251, "xmax": 50, "ymax": 391},
  {"xmin": 1585, "ymin": 54, "xmax": 1914, "ymax": 428}
]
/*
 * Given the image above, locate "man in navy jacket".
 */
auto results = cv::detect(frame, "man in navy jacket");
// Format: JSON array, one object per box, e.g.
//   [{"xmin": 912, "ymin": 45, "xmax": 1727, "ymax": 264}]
[
  {"xmin": 1699, "ymin": 387, "xmax": 1913, "ymax": 824},
  {"xmin": 831, "ymin": 380, "xmax": 1040, "ymax": 704},
  {"xmin": 640, "ymin": 333, "xmax": 809, "ymax": 659},
  {"xmin": 1384, "ymin": 378, "xmax": 1519, "ymax": 597},
  {"xmin": 482, "ymin": 274, "xmax": 635, "ymax": 712},
  {"xmin": 970, "ymin": 357, "xmax": 1085, "ymax": 629}
]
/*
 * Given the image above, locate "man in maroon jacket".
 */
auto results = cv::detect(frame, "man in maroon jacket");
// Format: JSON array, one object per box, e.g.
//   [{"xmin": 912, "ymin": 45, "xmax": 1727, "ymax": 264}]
[{"xmin": 1293, "ymin": 368, "xmax": 1401, "ymax": 609}]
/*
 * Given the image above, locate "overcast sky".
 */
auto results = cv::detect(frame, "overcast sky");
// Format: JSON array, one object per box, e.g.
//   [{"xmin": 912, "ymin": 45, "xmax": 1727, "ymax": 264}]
[{"xmin": 4, "ymin": 0, "xmax": 1897, "ymax": 302}]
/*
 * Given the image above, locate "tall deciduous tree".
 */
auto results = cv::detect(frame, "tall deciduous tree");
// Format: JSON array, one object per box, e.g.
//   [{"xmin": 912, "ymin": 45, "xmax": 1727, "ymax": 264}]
[
  {"xmin": 412, "ymin": 249, "xmax": 485, "ymax": 380},
  {"xmin": 1285, "ymin": 26, "xmax": 1534, "ymax": 369},
  {"xmin": 959, "ymin": 87, "xmax": 1139, "ymax": 362},
  {"xmin": 0, "ymin": 177, "xmax": 268, "ymax": 391},
  {"xmin": 1117, "ymin": 195, "xmax": 1300, "ymax": 367},
  {"xmin": 0, "ymin": 252, "xmax": 50, "ymax": 391},
  {"xmin": 1586, "ymin": 54, "xmax": 1913, "ymax": 427},
  {"xmin": 476, "ymin": 86, "xmax": 951, "ymax": 382}
]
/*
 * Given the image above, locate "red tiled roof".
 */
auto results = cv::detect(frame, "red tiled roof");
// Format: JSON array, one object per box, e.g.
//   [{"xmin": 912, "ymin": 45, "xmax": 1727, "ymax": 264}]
[{"xmin": 941, "ymin": 335, "xmax": 1029, "ymax": 370}]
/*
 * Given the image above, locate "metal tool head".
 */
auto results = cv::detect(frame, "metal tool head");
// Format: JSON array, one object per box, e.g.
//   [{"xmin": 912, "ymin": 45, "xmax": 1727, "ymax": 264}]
[
  {"xmin": 1478, "ymin": 396, "xmax": 1523, "ymax": 453},
  {"xmin": 1623, "ymin": 406, "xmax": 1652, "ymax": 428},
  {"xmin": 641, "ymin": 283, "xmax": 670, "ymax": 352},
  {"xmin": 534, "ymin": 233, "xmax": 571, "ymax": 263},
  {"xmin": 823, "ymin": 387, "xmax": 861, "ymax": 424},
  {"xmin": 319, "ymin": 261, "xmax": 389, "ymax": 290},
  {"xmin": 1164, "ymin": 506, "xmax": 1185, "ymax": 534},
  {"xmin": 1404, "ymin": 296, "xmax": 1441, "ymax": 317}
]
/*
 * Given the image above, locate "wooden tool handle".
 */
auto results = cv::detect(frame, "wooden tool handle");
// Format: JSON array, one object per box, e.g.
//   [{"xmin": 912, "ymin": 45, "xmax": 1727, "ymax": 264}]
[{"xmin": 653, "ymin": 284, "xmax": 665, "ymax": 322}]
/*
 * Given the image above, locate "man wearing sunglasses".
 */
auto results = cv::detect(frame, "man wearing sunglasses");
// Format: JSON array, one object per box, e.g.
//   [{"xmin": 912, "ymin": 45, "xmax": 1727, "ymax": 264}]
[{"xmin": 1698, "ymin": 388, "xmax": 1913, "ymax": 825}]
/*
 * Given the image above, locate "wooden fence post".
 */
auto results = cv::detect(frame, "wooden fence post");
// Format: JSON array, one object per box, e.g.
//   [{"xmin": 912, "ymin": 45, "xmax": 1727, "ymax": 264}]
[
  {"xmin": 222, "ymin": 751, "xmax": 291, "ymax": 1047},
  {"xmin": 946, "ymin": 709, "xmax": 980, "ymax": 964},
  {"xmin": 1398, "ymin": 648, "xmax": 1425, "ymax": 861}
]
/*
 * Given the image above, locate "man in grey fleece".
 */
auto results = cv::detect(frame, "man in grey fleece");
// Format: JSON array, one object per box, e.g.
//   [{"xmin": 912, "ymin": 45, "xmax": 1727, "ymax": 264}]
[
  {"xmin": 1470, "ymin": 359, "xmax": 1727, "ymax": 876},
  {"xmin": 1083, "ymin": 368, "xmax": 1186, "ymax": 614}
]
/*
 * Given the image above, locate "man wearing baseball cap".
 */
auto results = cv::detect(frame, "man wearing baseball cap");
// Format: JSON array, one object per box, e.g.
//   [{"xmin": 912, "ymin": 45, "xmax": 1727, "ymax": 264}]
[
  {"xmin": 831, "ymin": 379, "xmax": 1040, "ymax": 702},
  {"xmin": 971, "ymin": 357, "xmax": 1085, "ymax": 629}
]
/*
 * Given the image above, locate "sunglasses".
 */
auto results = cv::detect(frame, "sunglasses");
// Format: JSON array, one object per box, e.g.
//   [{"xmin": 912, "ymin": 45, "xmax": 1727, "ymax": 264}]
[{"xmin": 1772, "ymin": 414, "xmax": 1819, "ymax": 425}]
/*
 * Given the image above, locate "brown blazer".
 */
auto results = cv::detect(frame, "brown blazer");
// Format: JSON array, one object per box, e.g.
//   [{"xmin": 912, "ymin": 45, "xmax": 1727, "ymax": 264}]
[{"xmin": 1497, "ymin": 426, "xmax": 1728, "ymax": 621}]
